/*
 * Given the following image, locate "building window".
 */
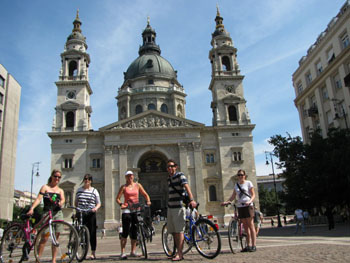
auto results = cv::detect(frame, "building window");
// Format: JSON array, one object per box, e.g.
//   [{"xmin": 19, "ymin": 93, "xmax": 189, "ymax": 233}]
[
  {"xmin": 297, "ymin": 83, "xmax": 303, "ymax": 94},
  {"xmin": 63, "ymin": 158, "xmax": 73, "ymax": 169},
  {"xmin": 68, "ymin": 60, "xmax": 78, "ymax": 78},
  {"xmin": 135, "ymin": 105, "xmax": 143, "ymax": 114},
  {"xmin": 0, "ymin": 110, "xmax": 2, "ymax": 122},
  {"xmin": 209, "ymin": 185, "xmax": 217, "ymax": 201},
  {"xmin": 221, "ymin": 56, "xmax": 231, "ymax": 71},
  {"xmin": 327, "ymin": 48, "xmax": 335, "ymax": 64},
  {"xmin": 0, "ymin": 92, "xmax": 3, "ymax": 104},
  {"xmin": 302, "ymin": 104, "xmax": 308, "ymax": 118},
  {"xmin": 315, "ymin": 61, "xmax": 323, "ymax": 75},
  {"xmin": 0, "ymin": 75, "xmax": 4, "ymax": 88},
  {"xmin": 206, "ymin": 153, "xmax": 215, "ymax": 164},
  {"xmin": 228, "ymin": 105, "xmax": 237, "ymax": 121},
  {"xmin": 161, "ymin": 103, "xmax": 168, "ymax": 113},
  {"xmin": 305, "ymin": 72, "xmax": 312, "ymax": 85},
  {"xmin": 66, "ymin": 111, "xmax": 75, "ymax": 128},
  {"xmin": 341, "ymin": 32, "xmax": 350, "ymax": 49},
  {"xmin": 333, "ymin": 74, "xmax": 342, "ymax": 89},
  {"xmin": 147, "ymin": 79, "xmax": 154, "ymax": 84},
  {"xmin": 231, "ymin": 147, "xmax": 243, "ymax": 162},
  {"xmin": 322, "ymin": 86, "xmax": 329, "ymax": 100},
  {"xmin": 92, "ymin": 158, "xmax": 101, "ymax": 168},
  {"xmin": 148, "ymin": 103, "xmax": 156, "ymax": 110}
]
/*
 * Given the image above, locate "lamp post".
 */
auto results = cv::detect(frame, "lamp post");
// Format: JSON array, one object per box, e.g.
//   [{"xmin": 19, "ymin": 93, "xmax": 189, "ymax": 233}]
[
  {"xmin": 31, "ymin": 162, "xmax": 40, "ymax": 205},
  {"xmin": 332, "ymin": 98, "xmax": 348, "ymax": 129},
  {"xmin": 264, "ymin": 151, "xmax": 282, "ymax": 227}
]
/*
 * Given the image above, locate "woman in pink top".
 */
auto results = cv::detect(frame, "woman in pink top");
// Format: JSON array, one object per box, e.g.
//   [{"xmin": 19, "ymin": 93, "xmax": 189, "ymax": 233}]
[{"xmin": 116, "ymin": 171, "xmax": 151, "ymax": 259}]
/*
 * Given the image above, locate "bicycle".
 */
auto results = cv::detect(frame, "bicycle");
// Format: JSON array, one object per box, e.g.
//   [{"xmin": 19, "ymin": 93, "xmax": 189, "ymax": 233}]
[
  {"xmin": 126, "ymin": 202, "xmax": 154, "ymax": 259},
  {"xmin": 70, "ymin": 206, "xmax": 91, "ymax": 262},
  {"xmin": 225, "ymin": 203, "xmax": 247, "ymax": 254},
  {"xmin": 0, "ymin": 194, "xmax": 79, "ymax": 263},
  {"xmin": 161, "ymin": 204, "xmax": 221, "ymax": 259}
]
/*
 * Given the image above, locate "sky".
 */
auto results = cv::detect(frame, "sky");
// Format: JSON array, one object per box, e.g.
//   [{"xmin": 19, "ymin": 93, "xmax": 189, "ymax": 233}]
[{"xmin": 0, "ymin": 0, "xmax": 346, "ymax": 194}]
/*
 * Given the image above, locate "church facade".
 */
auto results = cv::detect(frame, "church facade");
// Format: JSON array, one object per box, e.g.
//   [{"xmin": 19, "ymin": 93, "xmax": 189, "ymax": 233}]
[{"xmin": 48, "ymin": 10, "xmax": 258, "ymax": 229}]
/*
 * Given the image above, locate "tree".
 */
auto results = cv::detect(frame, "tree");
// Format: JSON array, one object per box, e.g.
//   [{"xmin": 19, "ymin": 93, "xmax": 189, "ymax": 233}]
[{"xmin": 268, "ymin": 129, "xmax": 350, "ymax": 215}]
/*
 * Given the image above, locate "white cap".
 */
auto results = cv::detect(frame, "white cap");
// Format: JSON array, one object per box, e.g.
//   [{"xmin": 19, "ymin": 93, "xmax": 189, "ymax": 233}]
[{"xmin": 125, "ymin": 171, "xmax": 133, "ymax": 176}]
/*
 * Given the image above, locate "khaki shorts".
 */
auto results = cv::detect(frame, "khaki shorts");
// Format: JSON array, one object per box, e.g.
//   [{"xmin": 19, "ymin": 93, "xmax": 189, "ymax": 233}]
[{"xmin": 167, "ymin": 207, "xmax": 186, "ymax": 234}]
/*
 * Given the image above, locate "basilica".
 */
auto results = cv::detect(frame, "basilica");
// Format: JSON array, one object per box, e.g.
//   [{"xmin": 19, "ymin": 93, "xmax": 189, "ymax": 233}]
[{"xmin": 48, "ymin": 9, "xmax": 258, "ymax": 228}]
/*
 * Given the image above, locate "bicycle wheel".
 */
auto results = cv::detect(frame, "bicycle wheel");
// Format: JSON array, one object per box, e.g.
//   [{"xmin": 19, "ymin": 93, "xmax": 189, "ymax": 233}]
[
  {"xmin": 76, "ymin": 225, "xmax": 90, "ymax": 262},
  {"xmin": 0, "ymin": 224, "xmax": 26, "ymax": 263},
  {"xmin": 34, "ymin": 221, "xmax": 78, "ymax": 263},
  {"xmin": 138, "ymin": 224, "xmax": 147, "ymax": 259},
  {"xmin": 228, "ymin": 219, "xmax": 240, "ymax": 254},
  {"xmin": 238, "ymin": 223, "xmax": 247, "ymax": 250},
  {"xmin": 192, "ymin": 219, "xmax": 221, "ymax": 259},
  {"xmin": 161, "ymin": 223, "xmax": 175, "ymax": 257}
]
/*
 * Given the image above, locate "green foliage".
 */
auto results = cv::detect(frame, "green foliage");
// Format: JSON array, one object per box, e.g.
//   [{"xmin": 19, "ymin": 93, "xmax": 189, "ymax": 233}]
[
  {"xmin": 269, "ymin": 128, "xmax": 350, "ymax": 213},
  {"xmin": 258, "ymin": 185, "xmax": 286, "ymax": 216}
]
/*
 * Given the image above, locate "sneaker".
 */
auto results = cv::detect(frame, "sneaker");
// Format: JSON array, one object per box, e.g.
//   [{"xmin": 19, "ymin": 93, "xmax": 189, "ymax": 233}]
[
  {"xmin": 249, "ymin": 246, "xmax": 256, "ymax": 252},
  {"xmin": 241, "ymin": 246, "xmax": 250, "ymax": 252},
  {"xmin": 120, "ymin": 253, "xmax": 127, "ymax": 260}
]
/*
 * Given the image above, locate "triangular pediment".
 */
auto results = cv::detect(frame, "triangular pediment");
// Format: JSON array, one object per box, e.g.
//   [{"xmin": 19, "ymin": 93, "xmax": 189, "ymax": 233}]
[
  {"xmin": 59, "ymin": 180, "xmax": 76, "ymax": 188},
  {"xmin": 60, "ymin": 100, "xmax": 80, "ymax": 110},
  {"xmin": 99, "ymin": 110, "xmax": 204, "ymax": 131}
]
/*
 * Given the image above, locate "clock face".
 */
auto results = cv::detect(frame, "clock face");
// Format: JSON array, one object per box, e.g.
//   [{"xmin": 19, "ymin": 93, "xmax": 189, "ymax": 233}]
[
  {"xmin": 226, "ymin": 86, "xmax": 235, "ymax": 93},
  {"xmin": 66, "ymin": 91, "xmax": 76, "ymax": 100}
]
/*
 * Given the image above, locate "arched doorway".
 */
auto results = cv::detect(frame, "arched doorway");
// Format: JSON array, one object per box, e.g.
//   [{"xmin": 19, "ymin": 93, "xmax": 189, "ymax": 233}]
[{"xmin": 137, "ymin": 152, "xmax": 168, "ymax": 217}]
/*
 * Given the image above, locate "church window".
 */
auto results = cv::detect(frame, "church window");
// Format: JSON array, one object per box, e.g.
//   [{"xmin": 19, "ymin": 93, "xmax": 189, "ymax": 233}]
[
  {"xmin": 177, "ymin": 104, "xmax": 183, "ymax": 117},
  {"xmin": 68, "ymin": 61, "xmax": 78, "ymax": 78},
  {"xmin": 231, "ymin": 147, "xmax": 243, "ymax": 163},
  {"xmin": 148, "ymin": 103, "xmax": 156, "ymax": 110},
  {"xmin": 0, "ymin": 92, "xmax": 3, "ymax": 104},
  {"xmin": 222, "ymin": 56, "xmax": 231, "ymax": 71},
  {"xmin": 148, "ymin": 79, "xmax": 154, "ymax": 84},
  {"xmin": 206, "ymin": 153, "xmax": 215, "ymax": 164},
  {"xmin": 209, "ymin": 185, "xmax": 217, "ymax": 201},
  {"xmin": 146, "ymin": 60, "xmax": 153, "ymax": 68},
  {"xmin": 161, "ymin": 103, "xmax": 168, "ymax": 113},
  {"xmin": 0, "ymin": 110, "xmax": 2, "ymax": 122},
  {"xmin": 136, "ymin": 105, "xmax": 143, "ymax": 114},
  {"xmin": 63, "ymin": 156, "xmax": 73, "ymax": 169},
  {"xmin": 66, "ymin": 111, "xmax": 75, "ymax": 128},
  {"xmin": 228, "ymin": 105, "xmax": 238, "ymax": 121},
  {"xmin": 0, "ymin": 75, "xmax": 4, "ymax": 87},
  {"xmin": 120, "ymin": 106, "xmax": 126, "ymax": 119}
]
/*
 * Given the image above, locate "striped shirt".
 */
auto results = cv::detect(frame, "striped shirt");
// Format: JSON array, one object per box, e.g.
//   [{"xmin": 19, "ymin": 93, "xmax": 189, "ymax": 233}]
[
  {"xmin": 76, "ymin": 187, "xmax": 101, "ymax": 211},
  {"xmin": 168, "ymin": 172, "xmax": 188, "ymax": 208}
]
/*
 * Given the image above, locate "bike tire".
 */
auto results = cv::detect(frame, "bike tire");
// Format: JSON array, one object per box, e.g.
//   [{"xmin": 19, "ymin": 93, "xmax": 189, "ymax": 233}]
[
  {"xmin": 182, "ymin": 220, "xmax": 193, "ymax": 255},
  {"xmin": 76, "ymin": 225, "xmax": 90, "ymax": 262},
  {"xmin": 34, "ymin": 221, "xmax": 79, "ymax": 263},
  {"xmin": 0, "ymin": 224, "xmax": 26, "ymax": 263},
  {"xmin": 228, "ymin": 219, "xmax": 240, "ymax": 254},
  {"xmin": 161, "ymin": 223, "xmax": 176, "ymax": 258},
  {"xmin": 192, "ymin": 218, "xmax": 221, "ymax": 259},
  {"xmin": 239, "ymin": 223, "xmax": 247, "ymax": 250},
  {"xmin": 138, "ymin": 225, "xmax": 147, "ymax": 259}
]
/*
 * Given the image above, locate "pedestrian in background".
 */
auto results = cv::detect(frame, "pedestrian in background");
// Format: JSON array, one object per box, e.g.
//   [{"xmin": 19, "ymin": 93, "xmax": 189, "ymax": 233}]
[
  {"xmin": 294, "ymin": 208, "xmax": 305, "ymax": 234},
  {"xmin": 254, "ymin": 208, "xmax": 263, "ymax": 237}
]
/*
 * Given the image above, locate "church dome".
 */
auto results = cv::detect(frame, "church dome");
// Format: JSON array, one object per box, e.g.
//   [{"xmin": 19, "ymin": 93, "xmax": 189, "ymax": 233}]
[
  {"xmin": 67, "ymin": 31, "xmax": 86, "ymax": 42},
  {"xmin": 125, "ymin": 54, "xmax": 176, "ymax": 80}
]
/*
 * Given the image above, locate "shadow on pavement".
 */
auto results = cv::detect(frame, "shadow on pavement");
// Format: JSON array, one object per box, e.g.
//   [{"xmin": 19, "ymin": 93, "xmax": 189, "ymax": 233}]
[{"xmin": 259, "ymin": 222, "xmax": 350, "ymax": 237}]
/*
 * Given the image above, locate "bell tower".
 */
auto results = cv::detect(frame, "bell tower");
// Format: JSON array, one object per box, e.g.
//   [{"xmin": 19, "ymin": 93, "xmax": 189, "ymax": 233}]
[
  {"xmin": 53, "ymin": 10, "xmax": 92, "ymax": 132},
  {"xmin": 209, "ymin": 7, "xmax": 251, "ymax": 126}
]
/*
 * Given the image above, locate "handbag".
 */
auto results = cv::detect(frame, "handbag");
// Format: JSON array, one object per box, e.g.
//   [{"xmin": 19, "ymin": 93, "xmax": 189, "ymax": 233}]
[{"xmin": 168, "ymin": 177, "xmax": 191, "ymax": 205}]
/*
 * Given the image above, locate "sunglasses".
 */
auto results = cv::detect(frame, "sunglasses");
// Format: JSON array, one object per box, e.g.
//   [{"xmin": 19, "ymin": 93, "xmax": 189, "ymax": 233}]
[
  {"xmin": 84, "ymin": 178, "xmax": 91, "ymax": 181},
  {"xmin": 237, "ymin": 174, "xmax": 245, "ymax": 177},
  {"xmin": 53, "ymin": 175, "xmax": 62, "ymax": 179},
  {"xmin": 167, "ymin": 165, "xmax": 176, "ymax": 168}
]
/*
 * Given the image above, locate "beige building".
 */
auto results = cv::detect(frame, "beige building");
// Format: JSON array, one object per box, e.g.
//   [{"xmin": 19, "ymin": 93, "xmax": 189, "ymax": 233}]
[
  {"xmin": 49, "ymin": 10, "xmax": 258, "ymax": 228},
  {"xmin": 14, "ymin": 190, "xmax": 37, "ymax": 208},
  {"xmin": 293, "ymin": 1, "xmax": 350, "ymax": 143},
  {"xmin": 0, "ymin": 64, "xmax": 21, "ymax": 221}
]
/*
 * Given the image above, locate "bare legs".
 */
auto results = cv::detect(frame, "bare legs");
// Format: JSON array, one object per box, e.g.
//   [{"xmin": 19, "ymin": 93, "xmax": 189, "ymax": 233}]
[
  {"xmin": 242, "ymin": 218, "xmax": 256, "ymax": 247},
  {"xmin": 172, "ymin": 233, "xmax": 184, "ymax": 260}
]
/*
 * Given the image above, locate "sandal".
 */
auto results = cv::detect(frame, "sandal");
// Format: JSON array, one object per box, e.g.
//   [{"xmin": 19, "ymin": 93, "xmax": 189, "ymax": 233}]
[
  {"xmin": 171, "ymin": 255, "xmax": 183, "ymax": 261},
  {"xmin": 89, "ymin": 255, "xmax": 96, "ymax": 260}
]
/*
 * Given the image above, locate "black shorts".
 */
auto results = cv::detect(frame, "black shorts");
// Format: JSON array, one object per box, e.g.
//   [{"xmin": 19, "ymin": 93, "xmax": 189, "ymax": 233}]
[
  {"xmin": 121, "ymin": 213, "xmax": 138, "ymax": 240},
  {"xmin": 238, "ymin": 206, "xmax": 254, "ymax": 219}
]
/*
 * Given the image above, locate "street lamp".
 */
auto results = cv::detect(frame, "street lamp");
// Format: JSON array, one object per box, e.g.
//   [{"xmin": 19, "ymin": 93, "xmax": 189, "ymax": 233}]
[
  {"xmin": 31, "ymin": 162, "xmax": 40, "ymax": 205},
  {"xmin": 332, "ymin": 98, "xmax": 348, "ymax": 129},
  {"xmin": 264, "ymin": 151, "xmax": 282, "ymax": 227}
]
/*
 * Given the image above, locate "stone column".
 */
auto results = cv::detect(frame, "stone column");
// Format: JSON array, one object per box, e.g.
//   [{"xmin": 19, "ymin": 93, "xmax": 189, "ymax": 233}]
[
  {"xmin": 193, "ymin": 142, "xmax": 205, "ymax": 214},
  {"xmin": 178, "ymin": 143, "xmax": 188, "ymax": 176},
  {"xmin": 103, "ymin": 145, "xmax": 118, "ymax": 229}
]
